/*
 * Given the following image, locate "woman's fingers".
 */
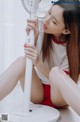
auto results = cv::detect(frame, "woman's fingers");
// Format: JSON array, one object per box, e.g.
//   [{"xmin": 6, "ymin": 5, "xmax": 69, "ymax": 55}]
[
  {"xmin": 24, "ymin": 43, "xmax": 37, "ymax": 49},
  {"xmin": 26, "ymin": 23, "xmax": 37, "ymax": 32},
  {"xmin": 24, "ymin": 49, "xmax": 38, "ymax": 64},
  {"xmin": 24, "ymin": 43, "xmax": 39, "ymax": 65},
  {"xmin": 24, "ymin": 50, "xmax": 37, "ymax": 59},
  {"xmin": 26, "ymin": 19, "xmax": 38, "ymax": 35},
  {"xmin": 24, "ymin": 48, "xmax": 38, "ymax": 56},
  {"xmin": 24, "ymin": 44, "xmax": 38, "ymax": 56},
  {"xmin": 27, "ymin": 19, "xmax": 38, "ymax": 25},
  {"xmin": 24, "ymin": 50, "xmax": 38, "ymax": 59}
]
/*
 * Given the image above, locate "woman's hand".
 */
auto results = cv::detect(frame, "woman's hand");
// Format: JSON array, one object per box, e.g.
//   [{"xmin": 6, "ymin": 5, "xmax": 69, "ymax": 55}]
[
  {"xmin": 24, "ymin": 43, "xmax": 39, "ymax": 66},
  {"xmin": 26, "ymin": 19, "xmax": 39, "ymax": 45}
]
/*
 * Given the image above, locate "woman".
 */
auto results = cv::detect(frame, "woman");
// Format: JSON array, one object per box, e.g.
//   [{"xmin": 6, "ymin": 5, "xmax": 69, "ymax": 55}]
[{"xmin": 0, "ymin": 0, "xmax": 80, "ymax": 115}]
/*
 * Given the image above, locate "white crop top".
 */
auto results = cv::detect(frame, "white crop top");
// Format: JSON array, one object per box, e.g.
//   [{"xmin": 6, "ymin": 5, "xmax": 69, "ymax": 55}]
[{"xmin": 35, "ymin": 35, "xmax": 69, "ymax": 84}]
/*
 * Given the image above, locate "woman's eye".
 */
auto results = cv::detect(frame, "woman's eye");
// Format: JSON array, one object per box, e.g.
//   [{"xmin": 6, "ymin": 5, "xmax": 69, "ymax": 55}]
[{"xmin": 52, "ymin": 21, "xmax": 57, "ymax": 24}]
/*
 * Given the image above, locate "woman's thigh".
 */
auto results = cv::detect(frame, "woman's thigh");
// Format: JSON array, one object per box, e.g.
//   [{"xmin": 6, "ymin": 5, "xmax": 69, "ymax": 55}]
[{"xmin": 20, "ymin": 67, "xmax": 44, "ymax": 104}]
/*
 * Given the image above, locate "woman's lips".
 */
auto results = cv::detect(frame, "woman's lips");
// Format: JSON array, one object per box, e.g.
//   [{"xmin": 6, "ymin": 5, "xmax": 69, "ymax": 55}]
[{"xmin": 43, "ymin": 23, "xmax": 47, "ymax": 30}]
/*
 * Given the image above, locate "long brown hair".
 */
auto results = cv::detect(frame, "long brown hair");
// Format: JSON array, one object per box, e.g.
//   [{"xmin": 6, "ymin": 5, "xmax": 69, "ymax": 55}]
[
  {"xmin": 42, "ymin": 0, "xmax": 80, "ymax": 82},
  {"xmin": 42, "ymin": 33, "xmax": 53, "ymax": 63}
]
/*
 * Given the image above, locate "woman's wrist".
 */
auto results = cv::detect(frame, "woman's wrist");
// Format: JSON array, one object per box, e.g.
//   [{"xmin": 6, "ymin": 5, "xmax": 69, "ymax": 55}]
[{"xmin": 33, "ymin": 59, "xmax": 39, "ymax": 67}]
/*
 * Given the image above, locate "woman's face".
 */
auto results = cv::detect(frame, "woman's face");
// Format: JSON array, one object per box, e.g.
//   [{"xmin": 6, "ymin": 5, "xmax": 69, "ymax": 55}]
[{"xmin": 43, "ymin": 5, "xmax": 65, "ymax": 37}]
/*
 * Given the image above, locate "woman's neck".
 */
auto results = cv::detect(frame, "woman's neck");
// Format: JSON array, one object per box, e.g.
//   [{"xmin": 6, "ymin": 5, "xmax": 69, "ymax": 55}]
[{"xmin": 53, "ymin": 35, "xmax": 60, "ymax": 41}]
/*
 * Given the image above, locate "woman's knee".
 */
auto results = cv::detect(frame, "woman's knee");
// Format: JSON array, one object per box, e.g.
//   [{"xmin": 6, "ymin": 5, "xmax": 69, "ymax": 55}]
[
  {"xmin": 49, "ymin": 66, "xmax": 59, "ymax": 80},
  {"xmin": 15, "ymin": 56, "xmax": 26, "ymax": 70},
  {"xmin": 49, "ymin": 66, "xmax": 60, "ymax": 75},
  {"xmin": 11, "ymin": 56, "xmax": 26, "ymax": 80},
  {"xmin": 49, "ymin": 66, "xmax": 61, "ymax": 84},
  {"xmin": 15, "ymin": 56, "xmax": 26, "ymax": 65}
]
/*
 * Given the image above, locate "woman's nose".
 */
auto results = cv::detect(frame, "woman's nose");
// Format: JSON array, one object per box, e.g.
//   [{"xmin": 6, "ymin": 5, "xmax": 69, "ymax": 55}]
[{"xmin": 44, "ymin": 16, "xmax": 51, "ymax": 25}]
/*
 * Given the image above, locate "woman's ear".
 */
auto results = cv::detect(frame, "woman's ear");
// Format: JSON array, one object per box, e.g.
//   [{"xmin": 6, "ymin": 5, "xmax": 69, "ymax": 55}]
[{"xmin": 62, "ymin": 29, "xmax": 71, "ymax": 35}]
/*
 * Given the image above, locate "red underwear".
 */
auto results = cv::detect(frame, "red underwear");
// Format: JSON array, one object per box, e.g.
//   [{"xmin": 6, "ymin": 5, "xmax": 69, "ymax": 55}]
[{"xmin": 41, "ymin": 84, "xmax": 68, "ymax": 109}]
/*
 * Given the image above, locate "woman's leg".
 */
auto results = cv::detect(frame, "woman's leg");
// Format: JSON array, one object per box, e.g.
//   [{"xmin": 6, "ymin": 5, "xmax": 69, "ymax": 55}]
[
  {"xmin": 0, "ymin": 56, "xmax": 26, "ymax": 101},
  {"xmin": 0, "ymin": 56, "xmax": 44, "ymax": 103},
  {"xmin": 49, "ymin": 77, "xmax": 68, "ymax": 108},
  {"xmin": 49, "ymin": 66, "xmax": 80, "ymax": 115}
]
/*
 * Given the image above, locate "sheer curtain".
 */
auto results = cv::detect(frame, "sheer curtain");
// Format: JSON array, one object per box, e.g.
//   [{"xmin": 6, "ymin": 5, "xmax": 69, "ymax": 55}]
[{"xmin": 0, "ymin": 0, "xmax": 29, "ymax": 74}]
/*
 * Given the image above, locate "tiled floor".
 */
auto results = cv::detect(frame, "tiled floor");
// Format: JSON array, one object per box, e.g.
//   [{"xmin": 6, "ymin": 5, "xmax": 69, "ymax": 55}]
[{"xmin": 0, "ymin": 82, "xmax": 80, "ymax": 122}]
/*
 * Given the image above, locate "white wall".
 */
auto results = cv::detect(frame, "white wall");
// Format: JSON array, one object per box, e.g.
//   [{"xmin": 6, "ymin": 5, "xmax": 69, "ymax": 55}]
[
  {"xmin": 0, "ymin": 0, "xmax": 4, "ymax": 73},
  {"xmin": 0, "ymin": 0, "xmax": 29, "ymax": 73}
]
